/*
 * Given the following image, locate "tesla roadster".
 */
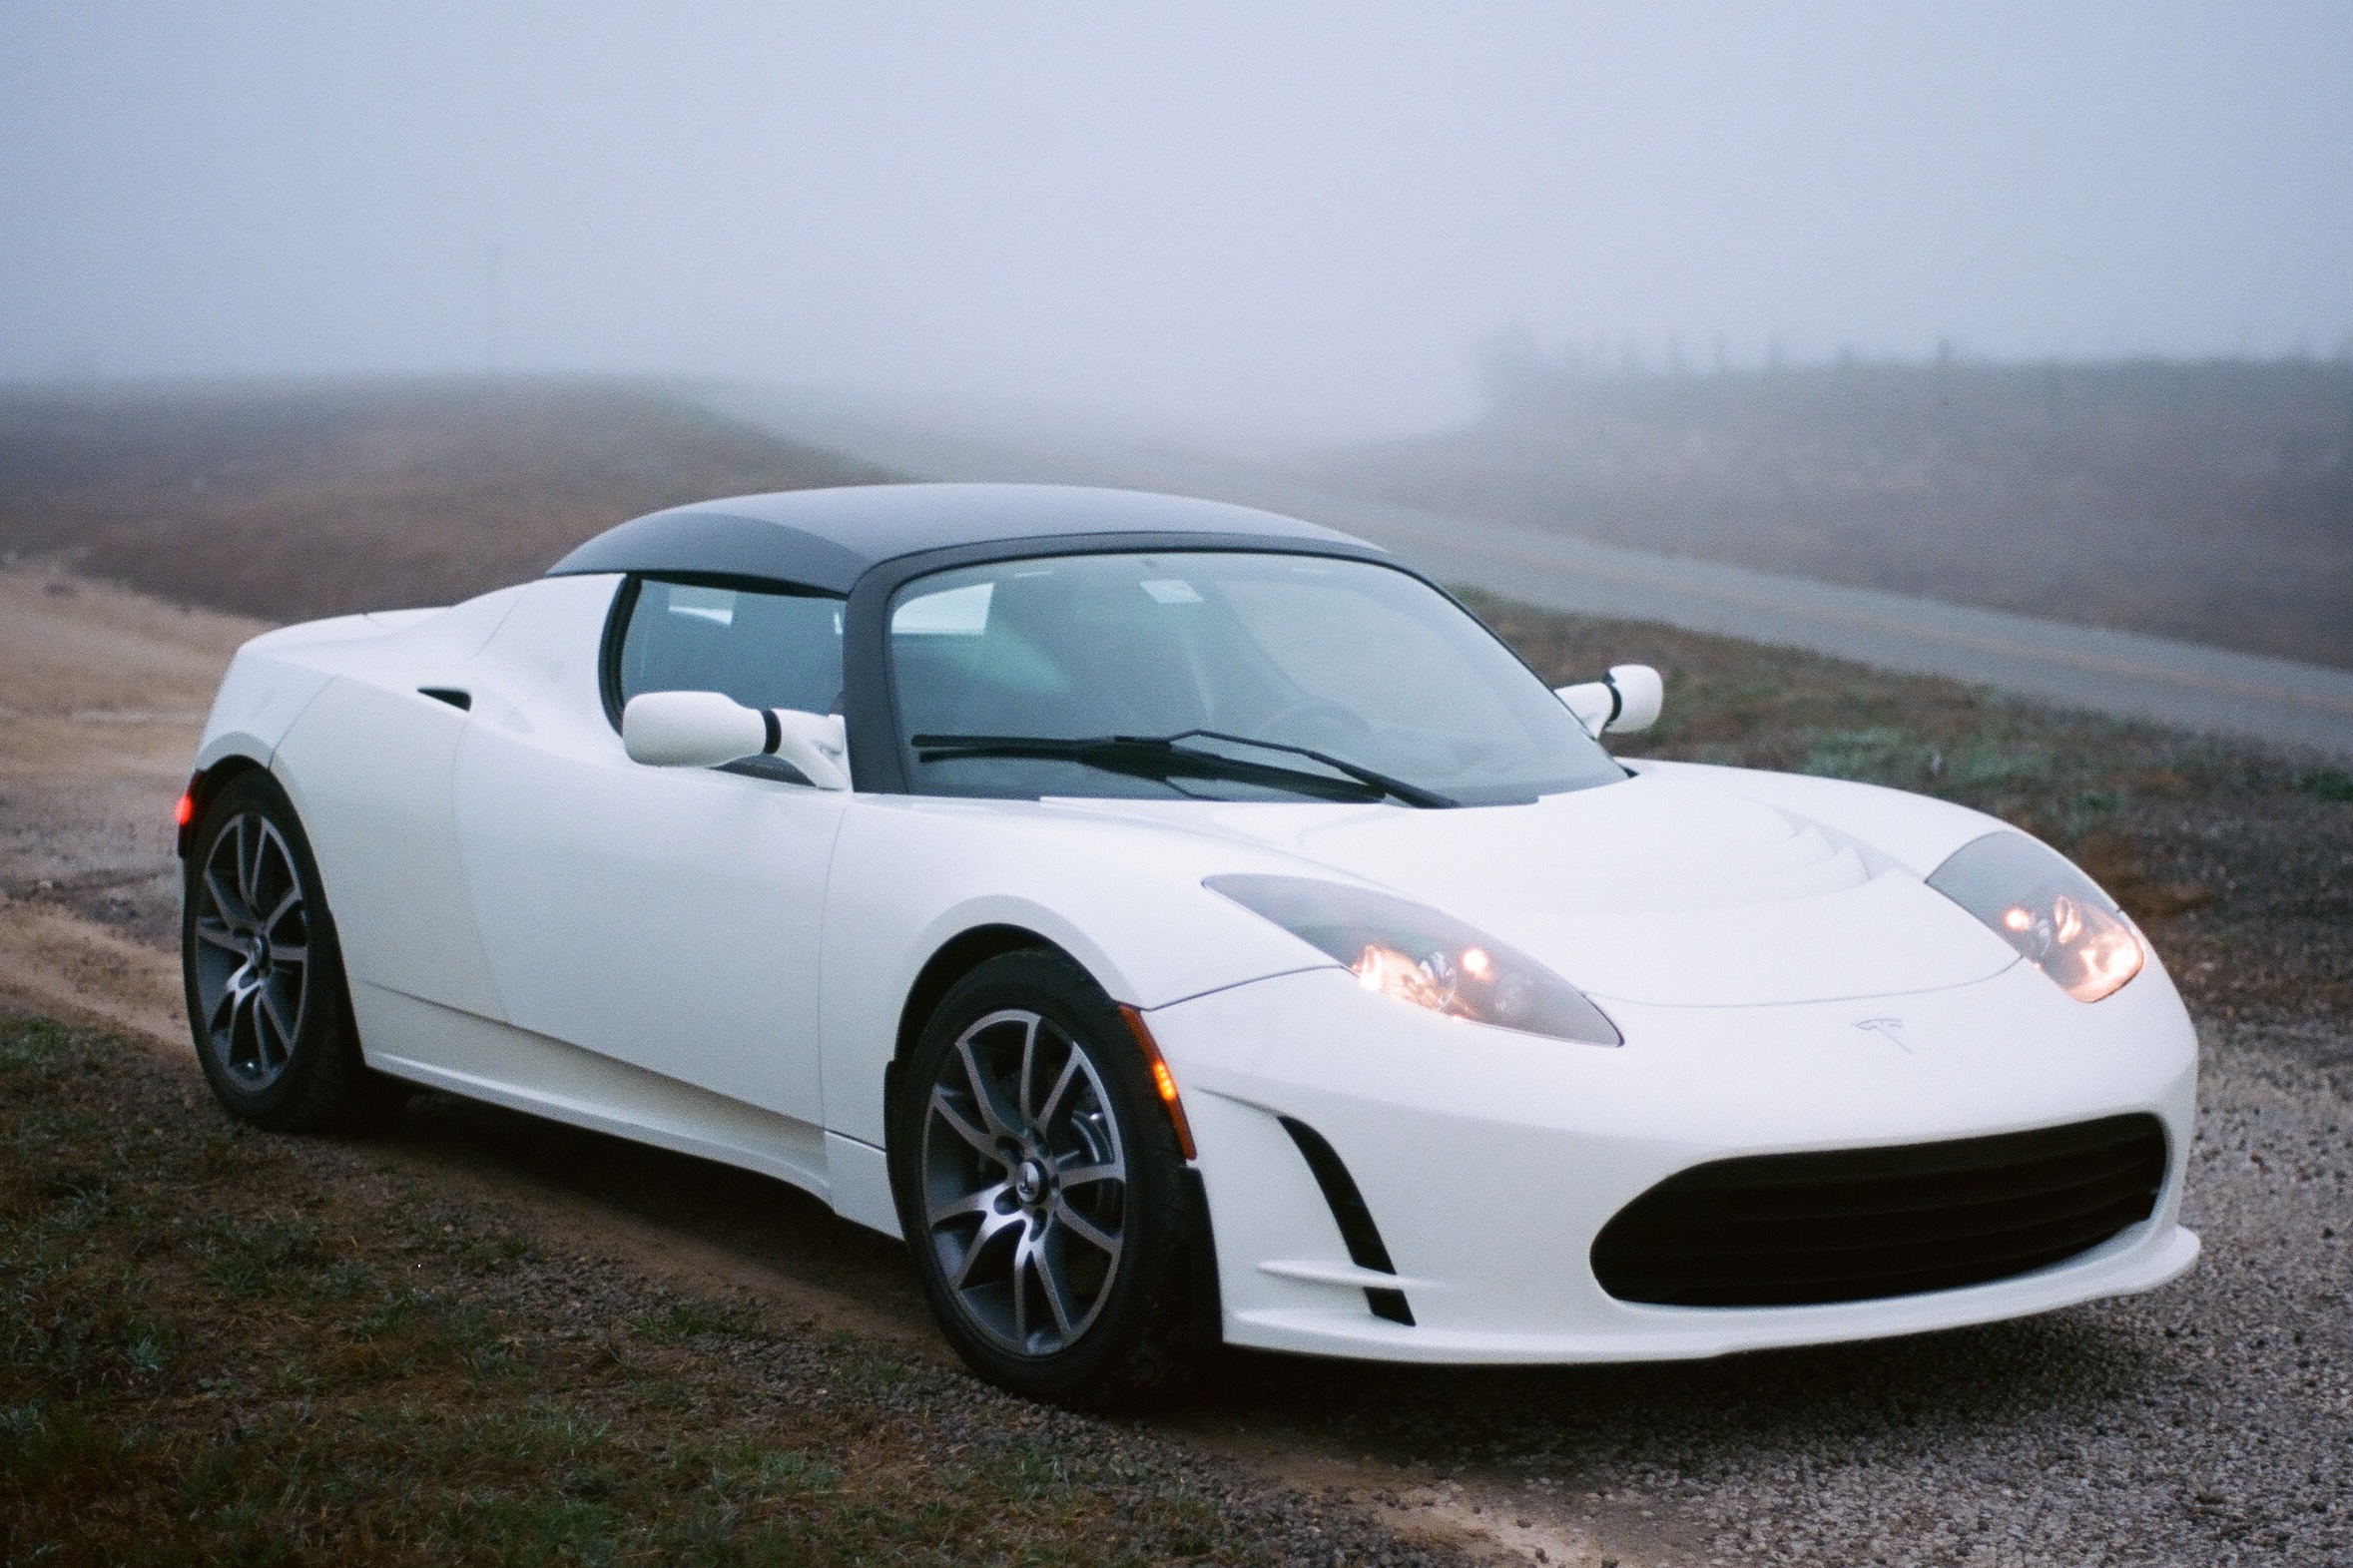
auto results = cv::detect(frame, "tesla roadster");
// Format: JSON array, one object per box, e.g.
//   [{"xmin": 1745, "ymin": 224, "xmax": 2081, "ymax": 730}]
[{"xmin": 179, "ymin": 483, "xmax": 2198, "ymax": 1405}]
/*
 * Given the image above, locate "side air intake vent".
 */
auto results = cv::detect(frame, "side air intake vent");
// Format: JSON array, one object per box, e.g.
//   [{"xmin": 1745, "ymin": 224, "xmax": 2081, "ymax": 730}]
[
  {"xmin": 1279, "ymin": 1117, "xmax": 1415, "ymax": 1326},
  {"xmin": 1592, "ymin": 1114, "xmax": 2167, "ymax": 1307}
]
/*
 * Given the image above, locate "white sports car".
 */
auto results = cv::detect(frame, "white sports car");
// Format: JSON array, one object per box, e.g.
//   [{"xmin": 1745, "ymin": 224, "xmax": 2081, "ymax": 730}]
[{"xmin": 180, "ymin": 483, "xmax": 2199, "ymax": 1405}]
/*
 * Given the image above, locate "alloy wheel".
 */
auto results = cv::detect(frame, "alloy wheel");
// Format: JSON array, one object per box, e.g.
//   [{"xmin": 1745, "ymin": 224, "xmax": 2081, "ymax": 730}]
[
  {"xmin": 918, "ymin": 1007, "xmax": 1128, "ymax": 1356},
  {"xmin": 189, "ymin": 811, "xmax": 311, "ymax": 1090}
]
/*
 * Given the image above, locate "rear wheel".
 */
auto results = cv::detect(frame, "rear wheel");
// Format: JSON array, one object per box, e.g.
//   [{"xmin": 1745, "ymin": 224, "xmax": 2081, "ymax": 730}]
[
  {"xmin": 890, "ymin": 950, "xmax": 1209, "ymax": 1407},
  {"xmin": 182, "ymin": 771, "xmax": 394, "ymax": 1131}
]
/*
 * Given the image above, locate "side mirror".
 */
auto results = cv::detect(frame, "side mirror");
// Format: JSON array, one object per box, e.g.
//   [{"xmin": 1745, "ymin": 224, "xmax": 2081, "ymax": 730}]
[
  {"xmin": 1553, "ymin": 663, "xmax": 1663, "ymax": 739},
  {"xmin": 621, "ymin": 691, "xmax": 852, "ymax": 789}
]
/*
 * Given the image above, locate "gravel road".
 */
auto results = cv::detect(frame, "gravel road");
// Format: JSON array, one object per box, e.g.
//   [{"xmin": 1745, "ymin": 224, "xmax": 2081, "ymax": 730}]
[
  {"xmin": 1162, "ymin": 1017, "xmax": 2351, "ymax": 1567},
  {"xmin": 4, "ymin": 562, "xmax": 2346, "ymax": 1566}
]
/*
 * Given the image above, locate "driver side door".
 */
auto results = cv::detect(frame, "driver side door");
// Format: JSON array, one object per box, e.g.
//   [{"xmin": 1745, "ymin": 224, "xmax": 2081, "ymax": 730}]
[{"xmin": 450, "ymin": 573, "xmax": 851, "ymax": 1186}]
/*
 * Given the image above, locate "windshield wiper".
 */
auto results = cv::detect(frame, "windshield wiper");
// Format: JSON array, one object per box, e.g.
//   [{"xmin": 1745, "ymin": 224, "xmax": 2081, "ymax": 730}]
[
  {"xmin": 1163, "ymin": 729, "xmax": 1458, "ymax": 808},
  {"xmin": 909, "ymin": 729, "xmax": 1457, "ymax": 808}
]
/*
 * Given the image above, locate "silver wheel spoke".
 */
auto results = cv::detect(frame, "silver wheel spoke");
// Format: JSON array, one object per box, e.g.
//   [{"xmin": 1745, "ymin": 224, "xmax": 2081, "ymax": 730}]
[
  {"xmin": 258, "ymin": 981, "xmax": 297, "ymax": 1055},
  {"xmin": 1054, "ymin": 1159, "xmax": 1123, "ymax": 1189},
  {"xmin": 927, "ymin": 1184, "xmax": 1008, "ymax": 1228},
  {"xmin": 1009, "ymin": 1229, "xmax": 1034, "ymax": 1343},
  {"xmin": 254, "ymin": 990, "xmax": 284, "ymax": 1072},
  {"xmin": 268, "ymin": 942, "xmax": 306, "ymax": 969},
  {"xmin": 949, "ymin": 1210, "xmax": 1019, "ymax": 1289},
  {"xmin": 208, "ymin": 976, "xmax": 242, "ymax": 1037},
  {"xmin": 262, "ymin": 886, "xmax": 301, "ymax": 934},
  {"xmin": 204, "ymin": 869, "xmax": 246, "ymax": 929},
  {"xmin": 1053, "ymin": 1197, "xmax": 1120, "ymax": 1258},
  {"xmin": 232, "ymin": 983, "xmax": 264, "ymax": 1067},
  {"xmin": 929, "ymin": 1088, "xmax": 1004, "ymax": 1164},
  {"xmin": 1034, "ymin": 1232, "xmax": 1080, "ymax": 1339},
  {"xmin": 1016, "ymin": 1013, "xmax": 1042, "ymax": 1124},
  {"xmin": 195, "ymin": 919, "xmax": 246, "ymax": 955},
  {"xmin": 1034, "ymin": 1052, "xmax": 1082, "ymax": 1129},
  {"xmin": 236, "ymin": 819, "xmax": 261, "ymax": 911},
  {"xmin": 955, "ymin": 1036, "xmax": 1020, "ymax": 1141}
]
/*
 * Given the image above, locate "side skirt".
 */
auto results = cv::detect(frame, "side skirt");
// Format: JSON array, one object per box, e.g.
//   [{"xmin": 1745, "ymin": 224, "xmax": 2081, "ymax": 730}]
[{"xmin": 351, "ymin": 981, "xmax": 833, "ymax": 1203}]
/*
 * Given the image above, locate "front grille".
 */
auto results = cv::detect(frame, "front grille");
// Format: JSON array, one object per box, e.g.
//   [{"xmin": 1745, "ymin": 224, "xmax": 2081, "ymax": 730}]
[{"xmin": 1591, "ymin": 1114, "xmax": 2168, "ymax": 1307}]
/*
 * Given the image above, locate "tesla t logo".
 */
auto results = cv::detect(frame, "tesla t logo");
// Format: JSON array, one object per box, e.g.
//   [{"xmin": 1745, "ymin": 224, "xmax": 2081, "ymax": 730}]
[{"xmin": 1854, "ymin": 1016, "xmax": 1910, "ymax": 1051}]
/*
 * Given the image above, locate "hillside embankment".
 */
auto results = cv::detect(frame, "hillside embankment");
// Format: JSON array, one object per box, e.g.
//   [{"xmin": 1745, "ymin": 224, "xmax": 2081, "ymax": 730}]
[{"xmin": 1316, "ymin": 358, "xmax": 2353, "ymax": 670}]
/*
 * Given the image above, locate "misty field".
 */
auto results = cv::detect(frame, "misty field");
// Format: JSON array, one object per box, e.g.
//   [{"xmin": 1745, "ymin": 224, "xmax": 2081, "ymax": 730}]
[
  {"xmin": 1317, "ymin": 357, "xmax": 2353, "ymax": 670},
  {"xmin": 0, "ymin": 378, "xmax": 890, "ymax": 624}
]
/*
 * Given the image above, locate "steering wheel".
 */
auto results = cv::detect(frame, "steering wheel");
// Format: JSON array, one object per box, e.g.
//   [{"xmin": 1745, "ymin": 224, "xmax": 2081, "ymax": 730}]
[{"xmin": 1252, "ymin": 696, "xmax": 1375, "ymax": 749}]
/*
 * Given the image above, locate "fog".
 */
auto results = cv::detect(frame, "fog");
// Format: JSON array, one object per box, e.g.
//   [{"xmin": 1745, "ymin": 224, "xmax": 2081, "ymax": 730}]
[{"xmin": 3, "ymin": 2, "xmax": 2349, "ymax": 437}]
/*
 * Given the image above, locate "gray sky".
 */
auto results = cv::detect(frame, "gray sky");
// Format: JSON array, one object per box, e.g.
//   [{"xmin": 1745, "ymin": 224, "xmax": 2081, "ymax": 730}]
[{"xmin": 4, "ymin": 2, "xmax": 2349, "ymax": 434}]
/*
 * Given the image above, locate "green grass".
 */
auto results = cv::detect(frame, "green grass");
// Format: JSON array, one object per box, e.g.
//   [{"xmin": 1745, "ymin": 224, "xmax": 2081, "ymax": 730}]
[{"xmin": 0, "ymin": 1017, "xmax": 1286, "ymax": 1567}]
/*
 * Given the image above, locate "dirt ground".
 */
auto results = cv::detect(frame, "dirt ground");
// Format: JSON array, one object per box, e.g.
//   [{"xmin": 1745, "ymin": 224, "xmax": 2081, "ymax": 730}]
[
  {"xmin": 2, "ymin": 382, "xmax": 2347, "ymax": 1565},
  {"xmin": 0, "ymin": 561, "xmax": 1617, "ymax": 1564},
  {"xmin": 6, "ymin": 558, "xmax": 2348, "ymax": 1564}
]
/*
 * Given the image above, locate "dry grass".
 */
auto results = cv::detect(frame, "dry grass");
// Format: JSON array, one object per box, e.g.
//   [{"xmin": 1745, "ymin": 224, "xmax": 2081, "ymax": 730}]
[{"xmin": 0, "ymin": 1016, "xmax": 1426, "ymax": 1568}]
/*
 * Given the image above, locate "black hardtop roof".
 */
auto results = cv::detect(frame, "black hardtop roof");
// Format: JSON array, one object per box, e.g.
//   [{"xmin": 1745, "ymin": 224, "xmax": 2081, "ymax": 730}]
[{"xmin": 544, "ymin": 482, "xmax": 1376, "ymax": 594}]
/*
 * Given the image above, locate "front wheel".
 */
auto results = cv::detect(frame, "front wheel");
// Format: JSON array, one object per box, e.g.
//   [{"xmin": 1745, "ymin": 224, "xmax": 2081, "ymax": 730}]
[
  {"xmin": 182, "ymin": 770, "xmax": 395, "ymax": 1132},
  {"xmin": 890, "ymin": 950, "xmax": 1211, "ymax": 1407}
]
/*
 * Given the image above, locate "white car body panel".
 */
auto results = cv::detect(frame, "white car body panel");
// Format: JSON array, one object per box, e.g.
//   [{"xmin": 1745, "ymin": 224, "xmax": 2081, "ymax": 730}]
[
  {"xmin": 183, "ymin": 485, "xmax": 2201, "ymax": 1367},
  {"xmin": 355, "ymin": 984, "xmax": 830, "ymax": 1191},
  {"xmin": 1044, "ymin": 777, "xmax": 2020, "ymax": 1007},
  {"xmin": 1150, "ymin": 955, "xmax": 2196, "ymax": 1359},
  {"xmin": 276, "ymin": 675, "xmax": 507, "ymax": 1019},
  {"xmin": 256, "ymin": 588, "xmax": 533, "ymax": 1018},
  {"xmin": 1637, "ymin": 757, "xmax": 2019, "ymax": 878},
  {"xmin": 450, "ymin": 576, "xmax": 841, "ymax": 1166}
]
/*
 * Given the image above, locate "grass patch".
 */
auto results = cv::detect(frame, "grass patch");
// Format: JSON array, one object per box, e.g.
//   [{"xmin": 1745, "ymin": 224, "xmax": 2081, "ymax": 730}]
[
  {"xmin": 0, "ymin": 1017, "xmax": 1362, "ymax": 1566},
  {"xmin": 2298, "ymin": 767, "xmax": 2353, "ymax": 803}
]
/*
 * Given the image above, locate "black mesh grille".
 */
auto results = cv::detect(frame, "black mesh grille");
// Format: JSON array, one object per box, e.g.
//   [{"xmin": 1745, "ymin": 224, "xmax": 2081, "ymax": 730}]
[{"xmin": 1591, "ymin": 1114, "xmax": 2168, "ymax": 1307}]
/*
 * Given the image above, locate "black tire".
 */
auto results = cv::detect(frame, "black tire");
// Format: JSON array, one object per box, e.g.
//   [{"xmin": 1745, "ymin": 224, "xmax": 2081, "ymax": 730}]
[
  {"xmin": 889, "ymin": 949, "xmax": 1211, "ymax": 1408},
  {"xmin": 181, "ymin": 770, "xmax": 399, "ymax": 1132}
]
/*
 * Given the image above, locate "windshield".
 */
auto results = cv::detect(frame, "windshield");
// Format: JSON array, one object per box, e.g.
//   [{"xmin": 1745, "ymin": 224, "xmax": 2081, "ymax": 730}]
[{"xmin": 886, "ymin": 551, "xmax": 1623, "ymax": 805}]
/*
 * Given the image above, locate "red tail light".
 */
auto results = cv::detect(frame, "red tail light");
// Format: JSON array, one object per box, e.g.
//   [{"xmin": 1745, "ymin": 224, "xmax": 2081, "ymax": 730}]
[{"xmin": 174, "ymin": 770, "xmax": 206, "ymax": 857}]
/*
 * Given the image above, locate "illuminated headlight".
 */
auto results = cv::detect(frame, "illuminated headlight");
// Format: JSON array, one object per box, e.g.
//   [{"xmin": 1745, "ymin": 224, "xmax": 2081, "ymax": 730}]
[
  {"xmin": 1927, "ymin": 831, "xmax": 2144, "ymax": 1002},
  {"xmin": 1205, "ymin": 873, "xmax": 1622, "ymax": 1045}
]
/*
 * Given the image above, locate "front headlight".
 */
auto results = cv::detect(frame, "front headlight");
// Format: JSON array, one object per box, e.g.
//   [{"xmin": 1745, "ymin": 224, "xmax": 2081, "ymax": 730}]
[
  {"xmin": 1927, "ymin": 831, "xmax": 2144, "ymax": 1002},
  {"xmin": 1205, "ymin": 873, "xmax": 1622, "ymax": 1045}
]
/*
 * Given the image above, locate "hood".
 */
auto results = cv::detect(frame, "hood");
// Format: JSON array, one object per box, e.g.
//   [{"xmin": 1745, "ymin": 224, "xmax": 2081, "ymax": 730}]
[{"xmin": 1062, "ymin": 772, "xmax": 2014, "ymax": 1007}]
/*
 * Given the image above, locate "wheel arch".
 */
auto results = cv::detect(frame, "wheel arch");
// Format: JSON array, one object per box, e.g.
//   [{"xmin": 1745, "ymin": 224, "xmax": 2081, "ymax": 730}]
[
  {"xmin": 887, "ymin": 923, "xmax": 1071, "ymax": 1116},
  {"xmin": 177, "ymin": 751, "xmax": 270, "ymax": 859}
]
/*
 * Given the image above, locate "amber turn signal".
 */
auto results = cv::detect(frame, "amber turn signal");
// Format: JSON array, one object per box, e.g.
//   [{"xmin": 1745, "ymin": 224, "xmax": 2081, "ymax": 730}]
[{"xmin": 1118, "ymin": 1004, "xmax": 1197, "ymax": 1161}]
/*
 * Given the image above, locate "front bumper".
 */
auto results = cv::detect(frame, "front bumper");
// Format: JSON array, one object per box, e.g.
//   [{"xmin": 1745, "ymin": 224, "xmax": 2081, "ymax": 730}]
[{"xmin": 1145, "ymin": 956, "xmax": 2200, "ymax": 1363}]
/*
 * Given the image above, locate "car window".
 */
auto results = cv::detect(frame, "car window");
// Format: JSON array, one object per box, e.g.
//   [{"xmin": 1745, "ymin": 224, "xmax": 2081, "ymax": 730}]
[
  {"xmin": 617, "ymin": 578, "xmax": 846, "ymax": 718},
  {"xmin": 888, "ymin": 552, "xmax": 1623, "ymax": 806}
]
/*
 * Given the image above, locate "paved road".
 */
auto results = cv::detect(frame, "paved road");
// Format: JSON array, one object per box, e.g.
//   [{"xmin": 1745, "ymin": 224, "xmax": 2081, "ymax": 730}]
[{"xmin": 704, "ymin": 384, "xmax": 2353, "ymax": 761}]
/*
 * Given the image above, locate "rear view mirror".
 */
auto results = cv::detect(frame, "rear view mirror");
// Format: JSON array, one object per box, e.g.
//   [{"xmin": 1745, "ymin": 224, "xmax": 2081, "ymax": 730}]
[
  {"xmin": 622, "ymin": 691, "xmax": 852, "ymax": 789},
  {"xmin": 1553, "ymin": 664, "xmax": 1663, "ymax": 739}
]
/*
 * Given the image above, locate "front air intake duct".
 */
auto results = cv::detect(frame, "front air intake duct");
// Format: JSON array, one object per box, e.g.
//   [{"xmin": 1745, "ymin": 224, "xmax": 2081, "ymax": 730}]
[{"xmin": 1591, "ymin": 1114, "xmax": 2167, "ymax": 1307}]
